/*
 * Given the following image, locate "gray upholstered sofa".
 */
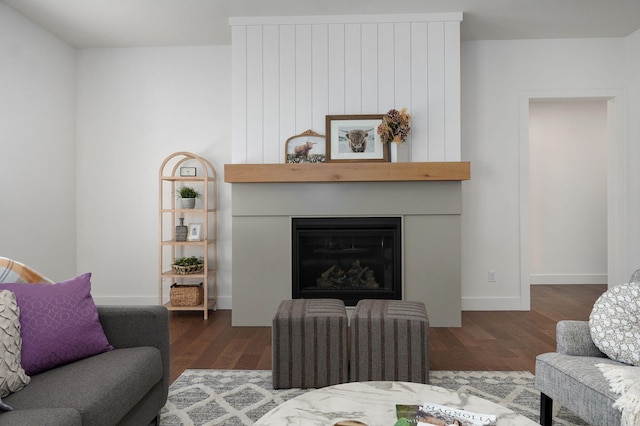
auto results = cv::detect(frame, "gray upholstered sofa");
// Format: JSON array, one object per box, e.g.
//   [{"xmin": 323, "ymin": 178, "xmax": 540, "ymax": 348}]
[
  {"xmin": 535, "ymin": 320, "xmax": 622, "ymax": 425},
  {"xmin": 0, "ymin": 305, "xmax": 169, "ymax": 426}
]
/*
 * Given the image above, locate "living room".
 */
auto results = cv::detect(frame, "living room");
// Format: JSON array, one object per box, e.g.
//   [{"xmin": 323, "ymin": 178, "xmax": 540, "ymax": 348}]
[
  {"xmin": 1, "ymin": 1, "xmax": 640, "ymax": 423},
  {"xmin": 2, "ymin": 1, "xmax": 639, "ymax": 316}
]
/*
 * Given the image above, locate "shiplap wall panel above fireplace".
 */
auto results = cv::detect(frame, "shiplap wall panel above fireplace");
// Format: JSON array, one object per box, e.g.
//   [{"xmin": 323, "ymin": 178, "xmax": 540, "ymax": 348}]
[{"xmin": 230, "ymin": 13, "xmax": 462, "ymax": 164}]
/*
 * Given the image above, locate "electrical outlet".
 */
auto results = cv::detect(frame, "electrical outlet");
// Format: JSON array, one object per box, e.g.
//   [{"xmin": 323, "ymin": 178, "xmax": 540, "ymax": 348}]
[{"xmin": 488, "ymin": 270, "xmax": 496, "ymax": 282}]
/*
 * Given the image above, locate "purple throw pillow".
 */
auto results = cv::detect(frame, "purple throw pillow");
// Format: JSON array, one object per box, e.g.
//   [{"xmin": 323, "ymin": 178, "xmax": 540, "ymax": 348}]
[{"xmin": 0, "ymin": 273, "xmax": 113, "ymax": 375}]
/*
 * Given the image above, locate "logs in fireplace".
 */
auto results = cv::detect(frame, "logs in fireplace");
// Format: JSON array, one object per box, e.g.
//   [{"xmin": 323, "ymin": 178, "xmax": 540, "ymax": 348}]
[{"xmin": 292, "ymin": 217, "xmax": 401, "ymax": 306}]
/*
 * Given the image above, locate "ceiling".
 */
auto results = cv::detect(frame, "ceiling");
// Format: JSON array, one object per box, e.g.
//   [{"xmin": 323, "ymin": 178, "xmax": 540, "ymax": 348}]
[{"xmin": 3, "ymin": 0, "xmax": 640, "ymax": 48}]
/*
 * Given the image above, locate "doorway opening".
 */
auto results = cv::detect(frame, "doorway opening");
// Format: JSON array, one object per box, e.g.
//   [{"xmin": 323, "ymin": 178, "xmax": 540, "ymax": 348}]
[
  {"xmin": 519, "ymin": 90, "xmax": 625, "ymax": 309},
  {"xmin": 528, "ymin": 99, "xmax": 608, "ymax": 285}
]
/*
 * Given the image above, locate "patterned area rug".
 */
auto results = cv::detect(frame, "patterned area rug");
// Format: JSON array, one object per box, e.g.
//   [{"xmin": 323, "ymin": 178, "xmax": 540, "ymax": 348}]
[{"xmin": 160, "ymin": 370, "xmax": 588, "ymax": 426}]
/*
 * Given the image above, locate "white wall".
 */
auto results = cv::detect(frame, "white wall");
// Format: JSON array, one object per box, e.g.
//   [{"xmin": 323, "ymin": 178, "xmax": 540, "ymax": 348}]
[
  {"xmin": 75, "ymin": 46, "xmax": 232, "ymax": 307},
  {"xmin": 0, "ymin": 2, "xmax": 77, "ymax": 280},
  {"xmin": 460, "ymin": 38, "xmax": 625, "ymax": 309},
  {"xmin": 625, "ymin": 30, "xmax": 640, "ymax": 280},
  {"xmin": 529, "ymin": 100, "xmax": 607, "ymax": 284},
  {"xmin": 230, "ymin": 14, "xmax": 462, "ymax": 164}
]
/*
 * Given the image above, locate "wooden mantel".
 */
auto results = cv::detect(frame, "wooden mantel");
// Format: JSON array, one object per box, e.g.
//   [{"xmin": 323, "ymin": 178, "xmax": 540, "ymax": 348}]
[{"xmin": 224, "ymin": 162, "xmax": 470, "ymax": 183}]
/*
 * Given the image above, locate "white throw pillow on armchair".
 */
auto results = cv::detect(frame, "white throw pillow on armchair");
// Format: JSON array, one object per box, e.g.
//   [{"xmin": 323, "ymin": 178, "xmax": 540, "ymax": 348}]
[
  {"xmin": 0, "ymin": 290, "xmax": 30, "ymax": 400},
  {"xmin": 589, "ymin": 283, "xmax": 640, "ymax": 366}
]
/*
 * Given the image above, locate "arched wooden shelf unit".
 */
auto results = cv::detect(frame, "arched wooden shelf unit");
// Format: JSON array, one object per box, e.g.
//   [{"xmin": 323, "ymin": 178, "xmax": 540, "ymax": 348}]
[{"xmin": 159, "ymin": 152, "xmax": 217, "ymax": 319}]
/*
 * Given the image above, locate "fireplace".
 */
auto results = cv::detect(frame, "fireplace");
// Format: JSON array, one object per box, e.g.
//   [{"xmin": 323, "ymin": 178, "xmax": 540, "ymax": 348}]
[
  {"xmin": 292, "ymin": 217, "xmax": 401, "ymax": 306},
  {"xmin": 227, "ymin": 170, "xmax": 467, "ymax": 327}
]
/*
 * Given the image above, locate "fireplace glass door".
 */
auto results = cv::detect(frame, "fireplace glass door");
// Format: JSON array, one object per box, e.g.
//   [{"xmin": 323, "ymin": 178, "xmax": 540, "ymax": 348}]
[{"xmin": 292, "ymin": 217, "xmax": 401, "ymax": 306}]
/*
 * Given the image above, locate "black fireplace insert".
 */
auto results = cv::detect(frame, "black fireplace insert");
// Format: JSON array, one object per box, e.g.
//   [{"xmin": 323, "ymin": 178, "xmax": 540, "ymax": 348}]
[{"xmin": 292, "ymin": 217, "xmax": 401, "ymax": 306}]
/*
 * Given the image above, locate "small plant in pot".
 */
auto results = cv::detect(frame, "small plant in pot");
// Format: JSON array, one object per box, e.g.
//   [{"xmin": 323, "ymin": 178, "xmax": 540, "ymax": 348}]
[
  {"xmin": 172, "ymin": 256, "xmax": 204, "ymax": 275},
  {"xmin": 177, "ymin": 186, "xmax": 202, "ymax": 209}
]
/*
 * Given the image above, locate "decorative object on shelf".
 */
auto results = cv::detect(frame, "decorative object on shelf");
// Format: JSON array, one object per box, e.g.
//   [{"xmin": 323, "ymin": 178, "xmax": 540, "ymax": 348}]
[
  {"xmin": 171, "ymin": 256, "xmax": 204, "ymax": 275},
  {"xmin": 187, "ymin": 223, "xmax": 202, "ymax": 241},
  {"xmin": 175, "ymin": 218, "xmax": 188, "ymax": 242},
  {"xmin": 285, "ymin": 129, "xmax": 326, "ymax": 163},
  {"xmin": 325, "ymin": 115, "xmax": 389, "ymax": 163},
  {"xmin": 177, "ymin": 186, "xmax": 202, "ymax": 209},
  {"xmin": 179, "ymin": 166, "xmax": 197, "ymax": 177},
  {"xmin": 170, "ymin": 283, "xmax": 204, "ymax": 306},
  {"xmin": 377, "ymin": 108, "xmax": 411, "ymax": 146}
]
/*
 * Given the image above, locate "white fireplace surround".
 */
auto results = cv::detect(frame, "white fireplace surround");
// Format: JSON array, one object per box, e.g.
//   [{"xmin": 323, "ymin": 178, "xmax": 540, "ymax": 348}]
[
  {"xmin": 228, "ymin": 12, "xmax": 466, "ymax": 327},
  {"xmin": 230, "ymin": 13, "xmax": 463, "ymax": 165}
]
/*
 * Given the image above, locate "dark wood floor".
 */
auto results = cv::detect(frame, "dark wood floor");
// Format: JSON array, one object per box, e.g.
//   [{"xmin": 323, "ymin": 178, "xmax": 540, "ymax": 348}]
[{"xmin": 168, "ymin": 284, "xmax": 606, "ymax": 383}]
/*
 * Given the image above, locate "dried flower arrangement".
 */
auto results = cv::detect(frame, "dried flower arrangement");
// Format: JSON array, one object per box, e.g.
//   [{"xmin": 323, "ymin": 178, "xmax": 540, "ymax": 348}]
[{"xmin": 377, "ymin": 108, "xmax": 411, "ymax": 145}]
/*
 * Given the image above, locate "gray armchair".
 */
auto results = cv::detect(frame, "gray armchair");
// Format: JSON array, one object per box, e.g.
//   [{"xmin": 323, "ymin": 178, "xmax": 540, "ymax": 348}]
[{"xmin": 535, "ymin": 320, "xmax": 622, "ymax": 425}]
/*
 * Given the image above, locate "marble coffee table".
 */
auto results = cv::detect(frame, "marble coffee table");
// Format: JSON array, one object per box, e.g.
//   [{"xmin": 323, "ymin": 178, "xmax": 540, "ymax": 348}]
[{"xmin": 256, "ymin": 381, "xmax": 538, "ymax": 425}]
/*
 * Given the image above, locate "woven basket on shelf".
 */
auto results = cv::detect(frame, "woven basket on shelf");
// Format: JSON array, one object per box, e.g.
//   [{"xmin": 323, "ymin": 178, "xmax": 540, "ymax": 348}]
[
  {"xmin": 171, "ymin": 264, "xmax": 204, "ymax": 275},
  {"xmin": 170, "ymin": 283, "xmax": 203, "ymax": 306}
]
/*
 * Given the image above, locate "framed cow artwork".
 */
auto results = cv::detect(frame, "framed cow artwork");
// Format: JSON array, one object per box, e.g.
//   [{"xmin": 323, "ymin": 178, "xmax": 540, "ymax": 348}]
[
  {"xmin": 325, "ymin": 114, "xmax": 390, "ymax": 162},
  {"xmin": 285, "ymin": 129, "xmax": 326, "ymax": 163}
]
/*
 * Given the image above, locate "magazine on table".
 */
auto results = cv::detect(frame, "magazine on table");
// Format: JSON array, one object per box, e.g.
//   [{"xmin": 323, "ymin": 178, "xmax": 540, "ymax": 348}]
[{"xmin": 396, "ymin": 402, "xmax": 497, "ymax": 426}]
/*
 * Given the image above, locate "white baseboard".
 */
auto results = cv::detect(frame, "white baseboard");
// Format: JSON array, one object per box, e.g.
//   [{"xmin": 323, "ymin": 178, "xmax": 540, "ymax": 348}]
[
  {"xmin": 93, "ymin": 295, "xmax": 232, "ymax": 310},
  {"xmin": 461, "ymin": 296, "xmax": 527, "ymax": 311},
  {"xmin": 93, "ymin": 296, "xmax": 157, "ymax": 305},
  {"xmin": 530, "ymin": 274, "xmax": 607, "ymax": 285},
  {"xmin": 462, "ymin": 277, "xmax": 607, "ymax": 311}
]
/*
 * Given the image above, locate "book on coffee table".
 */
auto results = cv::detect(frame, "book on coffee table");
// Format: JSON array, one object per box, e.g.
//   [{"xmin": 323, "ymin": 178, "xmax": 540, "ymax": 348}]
[{"xmin": 396, "ymin": 402, "xmax": 497, "ymax": 426}]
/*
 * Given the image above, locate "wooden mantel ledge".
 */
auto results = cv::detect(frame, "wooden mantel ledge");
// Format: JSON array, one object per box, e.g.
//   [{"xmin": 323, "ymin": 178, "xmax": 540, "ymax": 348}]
[{"xmin": 224, "ymin": 162, "xmax": 470, "ymax": 183}]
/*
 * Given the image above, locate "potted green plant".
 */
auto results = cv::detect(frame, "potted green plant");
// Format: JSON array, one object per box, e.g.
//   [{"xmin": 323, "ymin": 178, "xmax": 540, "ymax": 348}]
[
  {"xmin": 171, "ymin": 256, "xmax": 204, "ymax": 275},
  {"xmin": 177, "ymin": 186, "xmax": 202, "ymax": 209}
]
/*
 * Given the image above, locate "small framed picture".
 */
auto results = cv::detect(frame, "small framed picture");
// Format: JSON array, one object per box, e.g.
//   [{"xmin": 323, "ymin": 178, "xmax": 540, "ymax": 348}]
[
  {"xmin": 285, "ymin": 129, "xmax": 326, "ymax": 163},
  {"xmin": 325, "ymin": 115, "xmax": 389, "ymax": 162},
  {"xmin": 180, "ymin": 166, "xmax": 197, "ymax": 177},
  {"xmin": 187, "ymin": 223, "xmax": 202, "ymax": 241}
]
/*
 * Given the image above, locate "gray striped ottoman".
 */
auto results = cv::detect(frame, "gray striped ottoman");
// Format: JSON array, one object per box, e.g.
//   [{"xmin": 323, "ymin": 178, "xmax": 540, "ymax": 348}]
[
  {"xmin": 350, "ymin": 299, "xmax": 430, "ymax": 383},
  {"xmin": 272, "ymin": 299, "xmax": 348, "ymax": 389}
]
